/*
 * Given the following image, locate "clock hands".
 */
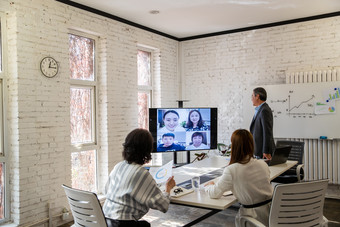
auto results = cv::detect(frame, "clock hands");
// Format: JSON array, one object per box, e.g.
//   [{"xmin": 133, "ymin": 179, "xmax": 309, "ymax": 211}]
[{"xmin": 49, "ymin": 61, "xmax": 57, "ymax": 69}]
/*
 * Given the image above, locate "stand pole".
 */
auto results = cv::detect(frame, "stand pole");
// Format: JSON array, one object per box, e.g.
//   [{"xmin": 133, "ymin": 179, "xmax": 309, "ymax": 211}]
[{"xmin": 173, "ymin": 100, "xmax": 191, "ymax": 166}]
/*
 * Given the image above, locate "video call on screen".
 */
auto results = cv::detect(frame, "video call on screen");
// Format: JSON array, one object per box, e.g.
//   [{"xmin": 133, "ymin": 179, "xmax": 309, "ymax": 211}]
[{"xmin": 156, "ymin": 108, "xmax": 212, "ymax": 152}]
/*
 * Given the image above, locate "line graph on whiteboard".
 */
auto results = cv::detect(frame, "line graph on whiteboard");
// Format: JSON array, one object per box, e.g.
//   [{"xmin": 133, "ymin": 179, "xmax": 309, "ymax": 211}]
[
  {"xmin": 243, "ymin": 82, "xmax": 340, "ymax": 138},
  {"xmin": 269, "ymin": 89, "xmax": 334, "ymax": 119}
]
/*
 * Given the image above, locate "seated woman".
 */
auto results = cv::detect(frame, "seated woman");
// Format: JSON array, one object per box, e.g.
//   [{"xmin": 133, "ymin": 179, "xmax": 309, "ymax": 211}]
[
  {"xmin": 103, "ymin": 128, "xmax": 176, "ymax": 227},
  {"xmin": 185, "ymin": 110, "xmax": 209, "ymax": 131},
  {"xmin": 204, "ymin": 129, "xmax": 272, "ymax": 227},
  {"xmin": 186, "ymin": 132, "xmax": 209, "ymax": 150}
]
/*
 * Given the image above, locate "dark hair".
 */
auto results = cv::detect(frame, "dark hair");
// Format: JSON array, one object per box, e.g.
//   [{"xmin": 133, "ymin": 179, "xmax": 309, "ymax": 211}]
[
  {"xmin": 191, "ymin": 132, "xmax": 203, "ymax": 140},
  {"xmin": 229, "ymin": 129, "xmax": 254, "ymax": 165},
  {"xmin": 186, "ymin": 110, "xmax": 204, "ymax": 128},
  {"xmin": 122, "ymin": 128, "xmax": 153, "ymax": 165},
  {"xmin": 163, "ymin": 110, "xmax": 179, "ymax": 119},
  {"xmin": 191, "ymin": 132, "xmax": 207, "ymax": 144},
  {"xmin": 162, "ymin": 133, "xmax": 175, "ymax": 138},
  {"xmin": 253, "ymin": 87, "xmax": 267, "ymax": 101}
]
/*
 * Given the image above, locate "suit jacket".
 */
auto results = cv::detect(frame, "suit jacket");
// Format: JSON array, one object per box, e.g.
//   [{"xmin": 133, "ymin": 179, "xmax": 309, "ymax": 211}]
[{"xmin": 250, "ymin": 102, "xmax": 275, "ymax": 157}]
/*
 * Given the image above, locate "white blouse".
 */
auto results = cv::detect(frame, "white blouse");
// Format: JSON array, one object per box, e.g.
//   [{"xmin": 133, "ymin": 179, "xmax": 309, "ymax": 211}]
[{"xmin": 205, "ymin": 158, "xmax": 273, "ymax": 226}]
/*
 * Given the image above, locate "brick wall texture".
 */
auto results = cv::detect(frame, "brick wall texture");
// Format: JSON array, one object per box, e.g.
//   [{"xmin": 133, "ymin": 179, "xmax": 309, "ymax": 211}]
[{"xmin": 0, "ymin": 0, "xmax": 340, "ymax": 225}]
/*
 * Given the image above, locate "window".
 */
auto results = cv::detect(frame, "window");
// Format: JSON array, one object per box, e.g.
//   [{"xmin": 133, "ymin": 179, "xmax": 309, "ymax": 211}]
[
  {"xmin": 137, "ymin": 49, "xmax": 152, "ymax": 129},
  {"xmin": 69, "ymin": 32, "xmax": 98, "ymax": 192},
  {"xmin": 0, "ymin": 15, "xmax": 8, "ymax": 223}
]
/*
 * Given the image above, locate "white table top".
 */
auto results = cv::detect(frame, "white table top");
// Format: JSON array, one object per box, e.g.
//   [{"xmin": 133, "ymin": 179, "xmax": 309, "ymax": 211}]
[{"xmin": 171, "ymin": 156, "xmax": 297, "ymax": 210}]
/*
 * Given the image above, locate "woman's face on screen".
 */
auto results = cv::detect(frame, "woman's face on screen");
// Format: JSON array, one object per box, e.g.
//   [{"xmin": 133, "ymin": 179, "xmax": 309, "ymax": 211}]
[
  {"xmin": 192, "ymin": 136, "xmax": 203, "ymax": 147},
  {"xmin": 164, "ymin": 112, "xmax": 179, "ymax": 131},
  {"xmin": 190, "ymin": 111, "xmax": 200, "ymax": 126}
]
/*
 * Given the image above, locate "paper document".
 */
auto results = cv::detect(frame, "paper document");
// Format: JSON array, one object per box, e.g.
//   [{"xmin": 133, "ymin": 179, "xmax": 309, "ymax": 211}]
[{"xmin": 149, "ymin": 160, "xmax": 173, "ymax": 184}]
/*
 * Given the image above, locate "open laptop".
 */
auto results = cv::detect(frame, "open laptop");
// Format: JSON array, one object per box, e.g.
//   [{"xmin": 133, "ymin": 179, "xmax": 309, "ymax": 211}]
[{"xmin": 263, "ymin": 145, "xmax": 292, "ymax": 166}]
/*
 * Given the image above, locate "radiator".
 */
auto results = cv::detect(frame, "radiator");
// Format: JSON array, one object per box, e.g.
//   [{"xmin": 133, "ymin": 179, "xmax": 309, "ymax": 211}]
[{"xmin": 284, "ymin": 68, "xmax": 340, "ymax": 184}]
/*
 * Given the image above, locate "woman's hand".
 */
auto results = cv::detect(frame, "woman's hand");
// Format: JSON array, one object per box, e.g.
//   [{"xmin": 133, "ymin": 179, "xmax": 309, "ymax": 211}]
[
  {"xmin": 204, "ymin": 181, "xmax": 215, "ymax": 187},
  {"xmin": 165, "ymin": 176, "xmax": 176, "ymax": 193},
  {"xmin": 263, "ymin": 153, "xmax": 272, "ymax": 160}
]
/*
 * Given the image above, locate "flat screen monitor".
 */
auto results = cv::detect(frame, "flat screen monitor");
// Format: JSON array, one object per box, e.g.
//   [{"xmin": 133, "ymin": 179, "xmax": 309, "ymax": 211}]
[{"xmin": 149, "ymin": 108, "xmax": 217, "ymax": 152}]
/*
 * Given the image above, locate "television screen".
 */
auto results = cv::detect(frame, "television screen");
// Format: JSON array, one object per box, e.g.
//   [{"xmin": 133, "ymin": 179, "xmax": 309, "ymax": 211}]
[{"xmin": 149, "ymin": 108, "xmax": 217, "ymax": 152}]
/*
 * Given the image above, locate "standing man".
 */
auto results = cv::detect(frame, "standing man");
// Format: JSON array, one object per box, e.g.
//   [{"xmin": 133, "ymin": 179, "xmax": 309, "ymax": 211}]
[{"xmin": 250, "ymin": 87, "xmax": 275, "ymax": 159}]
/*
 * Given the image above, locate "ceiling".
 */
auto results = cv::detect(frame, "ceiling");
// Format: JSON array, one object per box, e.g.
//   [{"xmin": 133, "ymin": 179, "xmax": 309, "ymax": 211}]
[{"xmin": 67, "ymin": 0, "xmax": 340, "ymax": 39}]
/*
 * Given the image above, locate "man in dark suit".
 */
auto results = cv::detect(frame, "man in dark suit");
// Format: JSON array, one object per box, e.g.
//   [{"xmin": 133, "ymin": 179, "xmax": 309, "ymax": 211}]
[{"xmin": 250, "ymin": 87, "xmax": 275, "ymax": 159}]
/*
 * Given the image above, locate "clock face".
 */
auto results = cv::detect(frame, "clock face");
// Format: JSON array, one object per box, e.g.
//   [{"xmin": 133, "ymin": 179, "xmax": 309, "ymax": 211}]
[{"xmin": 40, "ymin": 57, "xmax": 59, "ymax": 78}]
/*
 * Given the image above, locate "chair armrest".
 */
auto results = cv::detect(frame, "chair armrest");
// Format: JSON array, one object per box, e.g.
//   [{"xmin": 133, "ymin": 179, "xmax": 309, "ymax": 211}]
[
  {"xmin": 239, "ymin": 216, "xmax": 266, "ymax": 227},
  {"xmin": 296, "ymin": 164, "xmax": 304, "ymax": 182}
]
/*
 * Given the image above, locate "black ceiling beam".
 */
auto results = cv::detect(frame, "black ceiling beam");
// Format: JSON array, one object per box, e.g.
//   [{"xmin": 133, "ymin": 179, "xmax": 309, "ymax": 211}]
[
  {"xmin": 179, "ymin": 11, "xmax": 340, "ymax": 41},
  {"xmin": 55, "ymin": 0, "xmax": 179, "ymax": 41},
  {"xmin": 56, "ymin": 1, "xmax": 340, "ymax": 42}
]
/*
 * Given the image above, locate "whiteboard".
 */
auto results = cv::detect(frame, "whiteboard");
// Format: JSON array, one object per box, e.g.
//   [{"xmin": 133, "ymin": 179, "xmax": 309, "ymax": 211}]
[{"xmin": 243, "ymin": 81, "xmax": 340, "ymax": 139}]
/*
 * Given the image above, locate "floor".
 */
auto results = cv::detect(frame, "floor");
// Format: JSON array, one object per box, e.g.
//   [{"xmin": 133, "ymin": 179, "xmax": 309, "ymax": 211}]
[
  {"xmin": 60, "ymin": 192, "xmax": 340, "ymax": 227},
  {"xmin": 142, "ymin": 198, "xmax": 340, "ymax": 227},
  {"xmin": 60, "ymin": 197, "xmax": 340, "ymax": 227}
]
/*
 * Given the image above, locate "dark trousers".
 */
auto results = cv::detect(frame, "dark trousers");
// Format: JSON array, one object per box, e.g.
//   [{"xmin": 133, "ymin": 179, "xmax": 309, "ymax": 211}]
[{"xmin": 106, "ymin": 218, "xmax": 151, "ymax": 227}]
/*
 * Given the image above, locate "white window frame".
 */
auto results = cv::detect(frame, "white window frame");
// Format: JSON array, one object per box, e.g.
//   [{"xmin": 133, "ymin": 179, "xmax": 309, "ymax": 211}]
[
  {"xmin": 69, "ymin": 30, "xmax": 99, "ymax": 191},
  {"xmin": 137, "ymin": 45, "xmax": 165, "ymax": 166},
  {"xmin": 0, "ymin": 13, "xmax": 10, "ymax": 223},
  {"xmin": 137, "ymin": 46, "xmax": 154, "ymax": 125}
]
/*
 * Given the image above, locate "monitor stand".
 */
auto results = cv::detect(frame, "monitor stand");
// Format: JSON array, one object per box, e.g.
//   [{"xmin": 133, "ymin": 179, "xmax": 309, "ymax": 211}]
[{"xmin": 173, "ymin": 151, "xmax": 190, "ymax": 168}]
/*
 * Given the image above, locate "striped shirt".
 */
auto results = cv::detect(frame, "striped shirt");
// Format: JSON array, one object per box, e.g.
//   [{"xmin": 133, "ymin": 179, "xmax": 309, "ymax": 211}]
[{"xmin": 103, "ymin": 161, "xmax": 171, "ymax": 220}]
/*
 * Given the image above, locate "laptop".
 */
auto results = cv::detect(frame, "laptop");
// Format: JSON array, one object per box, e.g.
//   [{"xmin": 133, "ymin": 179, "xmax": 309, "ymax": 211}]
[{"xmin": 264, "ymin": 145, "xmax": 292, "ymax": 166}]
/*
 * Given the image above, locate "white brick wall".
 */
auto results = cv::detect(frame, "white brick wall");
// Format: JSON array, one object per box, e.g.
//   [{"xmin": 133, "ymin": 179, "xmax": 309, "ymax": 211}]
[
  {"xmin": 2, "ymin": 0, "xmax": 178, "ymax": 225},
  {"xmin": 2, "ymin": 0, "xmax": 340, "ymax": 225},
  {"xmin": 181, "ymin": 16, "xmax": 340, "ymax": 146}
]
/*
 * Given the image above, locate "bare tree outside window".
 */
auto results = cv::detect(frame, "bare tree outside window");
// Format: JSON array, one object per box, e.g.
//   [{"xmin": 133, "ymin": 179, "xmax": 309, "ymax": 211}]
[
  {"xmin": 69, "ymin": 34, "xmax": 94, "ymax": 81},
  {"xmin": 71, "ymin": 150, "xmax": 96, "ymax": 192},
  {"xmin": 138, "ymin": 92, "xmax": 149, "ymax": 129},
  {"xmin": 69, "ymin": 32, "xmax": 97, "ymax": 192},
  {"xmin": 70, "ymin": 87, "xmax": 93, "ymax": 144},
  {"xmin": 137, "ymin": 50, "xmax": 151, "ymax": 86}
]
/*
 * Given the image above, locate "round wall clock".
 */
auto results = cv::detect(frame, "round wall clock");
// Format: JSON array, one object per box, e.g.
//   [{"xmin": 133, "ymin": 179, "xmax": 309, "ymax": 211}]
[{"xmin": 40, "ymin": 57, "xmax": 59, "ymax": 78}]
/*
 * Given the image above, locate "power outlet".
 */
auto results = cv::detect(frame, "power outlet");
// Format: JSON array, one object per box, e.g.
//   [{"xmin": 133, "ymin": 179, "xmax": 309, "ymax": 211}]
[{"xmin": 62, "ymin": 212, "xmax": 70, "ymax": 221}]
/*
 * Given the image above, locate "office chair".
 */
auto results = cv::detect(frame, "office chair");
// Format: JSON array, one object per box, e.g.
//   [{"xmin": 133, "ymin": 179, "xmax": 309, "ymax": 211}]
[
  {"xmin": 240, "ymin": 179, "xmax": 329, "ymax": 227},
  {"xmin": 272, "ymin": 140, "xmax": 304, "ymax": 183},
  {"xmin": 62, "ymin": 184, "xmax": 108, "ymax": 227}
]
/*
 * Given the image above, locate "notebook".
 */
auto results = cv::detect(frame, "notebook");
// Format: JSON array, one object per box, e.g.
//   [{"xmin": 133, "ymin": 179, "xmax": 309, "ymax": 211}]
[{"xmin": 264, "ymin": 145, "xmax": 292, "ymax": 166}]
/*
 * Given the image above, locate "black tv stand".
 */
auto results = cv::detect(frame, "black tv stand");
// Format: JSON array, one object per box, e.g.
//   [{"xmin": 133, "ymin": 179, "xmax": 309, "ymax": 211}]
[
  {"xmin": 173, "ymin": 150, "xmax": 191, "ymax": 166},
  {"xmin": 173, "ymin": 100, "xmax": 191, "ymax": 166}
]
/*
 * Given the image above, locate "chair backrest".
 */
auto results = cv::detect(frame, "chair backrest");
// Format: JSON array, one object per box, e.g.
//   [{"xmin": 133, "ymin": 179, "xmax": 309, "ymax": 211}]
[
  {"xmin": 276, "ymin": 140, "xmax": 304, "ymax": 170},
  {"xmin": 62, "ymin": 184, "xmax": 107, "ymax": 227},
  {"xmin": 269, "ymin": 179, "xmax": 329, "ymax": 227}
]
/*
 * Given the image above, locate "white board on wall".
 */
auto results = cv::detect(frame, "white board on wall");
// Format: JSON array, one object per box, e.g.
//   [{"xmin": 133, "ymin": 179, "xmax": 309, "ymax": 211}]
[{"xmin": 243, "ymin": 81, "xmax": 340, "ymax": 139}]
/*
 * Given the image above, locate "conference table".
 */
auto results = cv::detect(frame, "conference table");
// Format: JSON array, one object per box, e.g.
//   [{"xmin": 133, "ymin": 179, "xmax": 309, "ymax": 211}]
[{"xmin": 170, "ymin": 155, "xmax": 297, "ymax": 227}]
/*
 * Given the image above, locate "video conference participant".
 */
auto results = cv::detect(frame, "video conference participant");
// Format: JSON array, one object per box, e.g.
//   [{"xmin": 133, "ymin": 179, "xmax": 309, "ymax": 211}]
[
  {"xmin": 158, "ymin": 110, "xmax": 185, "ymax": 133},
  {"xmin": 204, "ymin": 129, "xmax": 272, "ymax": 227},
  {"xmin": 157, "ymin": 133, "xmax": 185, "ymax": 151},
  {"xmin": 103, "ymin": 129, "xmax": 176, "ymax": 227},
  {"xmin": 186, "ymin": 132, "xmax": 209, "ymax": 150},
  {"xmin": 185, "ymin": 109, "xmax": 209, "ymax": 131}
]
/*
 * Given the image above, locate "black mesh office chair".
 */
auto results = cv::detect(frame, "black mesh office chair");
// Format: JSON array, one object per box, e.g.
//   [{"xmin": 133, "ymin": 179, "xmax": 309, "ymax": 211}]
[{"xmin": 272, "ymin": 140, "xmax": 304, "ymax": 183}]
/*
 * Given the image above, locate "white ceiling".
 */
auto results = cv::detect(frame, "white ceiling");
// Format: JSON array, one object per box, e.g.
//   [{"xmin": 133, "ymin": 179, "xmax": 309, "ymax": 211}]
[{"xmin": 68, "ymin": 0, "xmax": 340, "ymax": 39}]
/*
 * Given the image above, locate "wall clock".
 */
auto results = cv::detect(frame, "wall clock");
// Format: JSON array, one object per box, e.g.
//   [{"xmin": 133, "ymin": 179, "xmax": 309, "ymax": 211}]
[{"xmin": 40, "ymin": 57, "xmax": 59, "ymax": 78}]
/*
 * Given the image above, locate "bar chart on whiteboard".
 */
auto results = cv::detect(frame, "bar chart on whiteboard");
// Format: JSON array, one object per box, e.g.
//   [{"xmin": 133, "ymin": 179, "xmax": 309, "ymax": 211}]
[{"xmin": 243, "ymin": 81, "xmax": 340, "ymax": 139}]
